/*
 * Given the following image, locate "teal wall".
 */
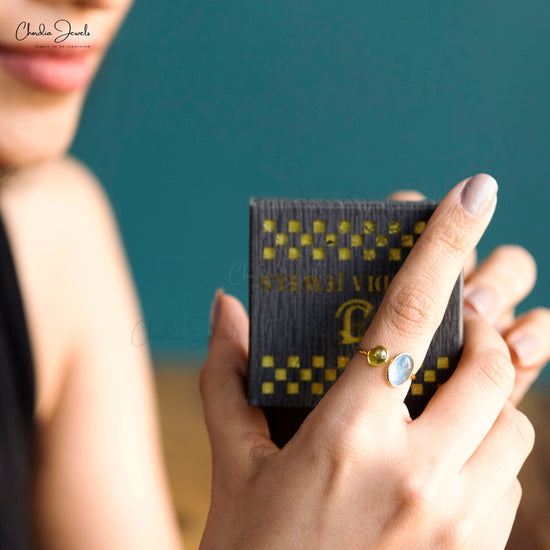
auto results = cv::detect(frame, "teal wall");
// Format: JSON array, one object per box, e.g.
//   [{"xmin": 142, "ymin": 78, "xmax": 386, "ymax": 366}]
[{"xmin": 71, "ymin": 1, "xmax": 549, "ymax": 379}]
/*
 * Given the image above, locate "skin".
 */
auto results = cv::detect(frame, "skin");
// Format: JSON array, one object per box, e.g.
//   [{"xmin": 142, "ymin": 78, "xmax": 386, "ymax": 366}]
[
  {"xmin": 1, "ymin": 160, "xmax": 182, "ymax": 550},
  {"xmin": 0, "ymin": 0, "xmax": 132, "ymax": 167},
  {"xmin": 0, "ymin": 1, "xmax": 182, "ymax": 548},
  {"xmin": 200, "ymin": 177, "xmax": 550, "ymax": 549},
  {"xmin": 1, "ymin": 2, "xmax": 548, "ymax": 550},
  {"xmin": 388, "ymin": 190, "xmax": 550, "ymax": 406}
]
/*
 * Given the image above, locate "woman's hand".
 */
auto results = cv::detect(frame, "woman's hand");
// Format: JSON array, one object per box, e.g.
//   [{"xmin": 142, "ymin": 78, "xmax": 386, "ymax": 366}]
[
  {"xmin": 200, "ymin": 174, "xmax": 535, "ymax": 549},
  {"xmin": 388, "ymin": 190, "xmax": 550, "ymax": 405}
]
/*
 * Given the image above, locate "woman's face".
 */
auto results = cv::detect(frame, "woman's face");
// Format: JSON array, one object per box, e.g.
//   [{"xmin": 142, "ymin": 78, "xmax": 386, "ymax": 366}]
[{"xmin": 0, "ymin": 0, "xmax": 132, "ymax": 167}]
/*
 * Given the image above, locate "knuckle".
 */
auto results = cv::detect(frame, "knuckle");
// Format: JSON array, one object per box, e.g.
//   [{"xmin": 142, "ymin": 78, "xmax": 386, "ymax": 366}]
[
  {"xmin": 308, "ymin": 405, "xmax": 366, "ymax": 466},
  {"xmin": 438, "ymin": 516, "xmax": 475, "ymax": 548},
  {"xmin": 494, "ymin": 243, "xmax": 531, "ymax": 261},
  {"xmin": 495, "ymin": 244, "xmax": 537, "ymax": 275},
  {"xmin": 504, "ymin": 407, "xmax": 535, "ymax": 453},
  {"xmin": 427, "ymin": 216, "xmax": 470, "ymax": 258},
  {"xmin": 491, "ymin": 245, "xmax": 538, "ymax": 293},
  {"xmin": 511, "ymin": 478, "xmax": 523, "ymax": 501},
  {"xmin": 529, "ymin": 307, "xmax": 550, "ymax": 326},
  {"xmin": 398, "ymin": 473, "xmax": 440, "ymax": 514},
  {"xmin": 384, "ymin": 282, "xmax": 438, "ymax": 337},
  {"xmin": 474, "ymin": 348, "xmax": 515, "ymax": 396}
]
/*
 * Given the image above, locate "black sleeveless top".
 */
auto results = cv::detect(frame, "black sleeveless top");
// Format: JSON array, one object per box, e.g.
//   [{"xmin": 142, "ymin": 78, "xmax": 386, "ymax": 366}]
[{"xmin": 0, "ymin": 208, "xmax": 36, "ymax": 549}]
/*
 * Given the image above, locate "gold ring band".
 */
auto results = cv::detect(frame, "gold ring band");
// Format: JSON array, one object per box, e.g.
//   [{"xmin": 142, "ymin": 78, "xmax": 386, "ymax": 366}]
[{"xmin": 356, "ymin": 345, "xmax": 417, "ymax": 387}]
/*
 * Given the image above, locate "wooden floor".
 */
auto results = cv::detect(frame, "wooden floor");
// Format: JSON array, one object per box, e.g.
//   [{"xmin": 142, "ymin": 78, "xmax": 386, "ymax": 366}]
[{"xmin": 154, "ymin": 365, "xmax": 550, "ymax": 550}]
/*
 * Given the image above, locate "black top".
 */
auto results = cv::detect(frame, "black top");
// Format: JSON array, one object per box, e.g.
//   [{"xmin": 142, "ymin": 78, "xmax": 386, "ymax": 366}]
[{"xmin": 0, "ymin": 208, "xmax": 36, "ymax": 549}]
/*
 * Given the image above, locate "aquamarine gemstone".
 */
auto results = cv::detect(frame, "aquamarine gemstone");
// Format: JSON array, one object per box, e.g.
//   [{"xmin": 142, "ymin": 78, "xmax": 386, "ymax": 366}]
[{"xmin": 387, "ymin": 353, "xmax": 414, "ymax": 387}]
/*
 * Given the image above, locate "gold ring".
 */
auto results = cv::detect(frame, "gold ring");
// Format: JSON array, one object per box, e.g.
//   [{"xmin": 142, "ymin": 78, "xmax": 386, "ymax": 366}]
[{"xmin": 357, "ymin": 346, "xmax": 416, "ymax": 387}]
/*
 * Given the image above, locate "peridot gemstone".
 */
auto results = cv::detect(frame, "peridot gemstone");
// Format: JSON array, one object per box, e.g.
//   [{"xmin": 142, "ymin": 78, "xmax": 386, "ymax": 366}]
[{"xmin": 366, "ymin": 345, "xmax": 388, "ymax": 367}]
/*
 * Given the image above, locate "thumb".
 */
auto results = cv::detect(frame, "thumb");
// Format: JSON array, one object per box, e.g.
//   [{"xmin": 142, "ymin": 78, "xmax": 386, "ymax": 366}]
[{"xmin": 200, "ymin": 290, "xmax": 274, "ymax": 467}]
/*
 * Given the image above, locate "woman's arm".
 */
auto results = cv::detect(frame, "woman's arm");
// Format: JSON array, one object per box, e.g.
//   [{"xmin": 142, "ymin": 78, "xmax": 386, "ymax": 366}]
[{"xmin": 0, "ymin": 158, "xmax": 182, "ymax": 550}]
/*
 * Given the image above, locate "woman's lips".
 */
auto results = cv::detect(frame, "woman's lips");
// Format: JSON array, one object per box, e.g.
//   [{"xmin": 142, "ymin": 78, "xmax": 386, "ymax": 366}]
[{"xmin": 0, "ymin": 45, "xmax": 95, "ymax": 93}]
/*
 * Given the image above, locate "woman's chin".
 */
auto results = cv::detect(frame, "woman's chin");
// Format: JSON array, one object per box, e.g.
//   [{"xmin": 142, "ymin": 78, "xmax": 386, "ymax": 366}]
[
  {"xmin": 0, "ymin": 131, "xmax": 74, "ymax": 169},
  {"xmin": 0, "ymin": 104, "xmax": 82, "ymax": 169}
]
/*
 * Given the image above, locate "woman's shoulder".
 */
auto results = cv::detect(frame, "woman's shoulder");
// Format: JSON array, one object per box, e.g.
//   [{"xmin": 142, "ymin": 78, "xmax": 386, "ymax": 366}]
[
  {"xmin": 0, "ymin": 155, "xmax": 123, "ymax": 423},
  {"xmin": 0, "ymin": 155, "xmax": 109, "ymax": 218}
]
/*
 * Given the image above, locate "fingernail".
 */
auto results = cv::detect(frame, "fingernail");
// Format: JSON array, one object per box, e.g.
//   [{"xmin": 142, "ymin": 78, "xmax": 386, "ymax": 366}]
[
  {"xmin": 463, "ymin": 305, "xmax": 478, "ymax": 317},
  {"xmin": 464, "ymin": 287, "xmax": 495, "ymax": 318},
  {"xmin": 209, "ymin": 288, "xmax": 224, "ymax": 336},
  {"xmin": 507, "ymin": 332, "xmax": 538, "ymax": 367},
  {"xmin": 460, "ymin": 173, "xmax": 498, "ymax": 216}
]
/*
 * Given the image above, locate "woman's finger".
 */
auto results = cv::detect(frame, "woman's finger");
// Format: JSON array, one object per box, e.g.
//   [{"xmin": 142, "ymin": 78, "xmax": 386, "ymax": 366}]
[
  {"xmin": 388, "ymin": 189, "xmax": 478, "ymax": 278},
  {"xmin": 387, "ymin": 190, "xmax": 427, "ymax": 201},
  {"xmin": 463, "ymin": 247, "xmax": 477, "ymax": 280},
  {"xmin": 504, "ymin": 307, "xmax": 550, "ymax": 405},
  {"xmin": 320, "ymin": 174, "xmax": 498, "ymax": 423},
  {"xmin": 494, "ymin": 308, "xmax": 516, "ymax": 334},
  {"xmin": 463, "ymin": 245, "xmax": 537, "ymax": 323},
  {"xmin": 460, "ymin": 402, "xmax": 534, "ymax": 517},
  {"xmin": 478, "ymin": 478, "xmax": 523, "ymax": 550},
  {"xmin": 200, "ymin": 290, "xmax": 275, "ymax": 465},
  {"xmin": 414, "ymin": 314, "xmax": 515, "ymax": 472}
]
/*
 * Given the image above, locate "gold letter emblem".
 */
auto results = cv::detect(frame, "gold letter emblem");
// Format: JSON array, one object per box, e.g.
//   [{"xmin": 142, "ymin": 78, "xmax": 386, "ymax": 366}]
[{"xmin": 335, "ymin": 299, "xmax": 374, "ymax": 344}]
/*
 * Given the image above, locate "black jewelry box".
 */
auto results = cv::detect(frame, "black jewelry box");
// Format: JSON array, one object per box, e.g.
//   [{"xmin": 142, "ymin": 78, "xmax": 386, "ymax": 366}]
[{"xmin": 248, "ymin": 198, "xmax": 463, "ymax": 445}]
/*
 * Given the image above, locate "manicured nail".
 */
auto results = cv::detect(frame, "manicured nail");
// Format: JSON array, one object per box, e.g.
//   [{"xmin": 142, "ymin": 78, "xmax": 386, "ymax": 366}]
[
  {"xmin": 460, "ymin": 173, "xmax": 498, "ymax": 216},
  {"xmin": 463, "ymin": 305, "xmax": 478, "ymax": 317},
  {"xmin": 464, "ymin": 287, "xmax": 495, "ymax": 318},
  {"xmin": 209, "ymin": 288, "xmax": 224, "ymax": 336},
  {"xmin": 507, "ymin": 331, "xmax": 538, "ymax": 367}
]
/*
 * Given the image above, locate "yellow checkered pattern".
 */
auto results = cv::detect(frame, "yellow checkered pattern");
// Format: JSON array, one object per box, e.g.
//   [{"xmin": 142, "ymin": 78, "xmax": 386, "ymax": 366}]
[
  {"xmin": 260, "ymin": 354, "xmax": 351, "ymax": 395},
  {"xmin": 260, "ymin": 354, "xmax": 449, "ymax": 396},
  {"xmin": 262, "ymin": 218, "xmax": 426, "ymax": 261},
  {"xmin": 408, "ymin": 357, "xmax": 450, "ymax": 396}
]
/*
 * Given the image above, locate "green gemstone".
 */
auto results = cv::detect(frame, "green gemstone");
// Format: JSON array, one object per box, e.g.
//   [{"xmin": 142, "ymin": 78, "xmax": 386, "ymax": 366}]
[{"xmin": 367, "ymin": 345, "xmax": 388, "ymax": 367}]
